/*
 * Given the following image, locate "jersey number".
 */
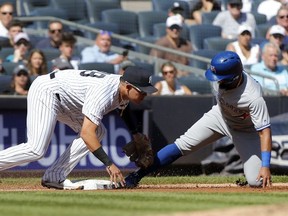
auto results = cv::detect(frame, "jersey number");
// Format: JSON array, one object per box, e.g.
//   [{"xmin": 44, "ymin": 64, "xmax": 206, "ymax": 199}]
[{"xmin": 80, "ymin": 70, "xmax": 108, "ymax": 78}]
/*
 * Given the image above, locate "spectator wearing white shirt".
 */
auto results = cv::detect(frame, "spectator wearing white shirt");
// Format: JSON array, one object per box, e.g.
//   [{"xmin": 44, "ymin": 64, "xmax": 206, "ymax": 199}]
[
  {"xmin": 257, "ymin": 0, "xmax": 282, "ymax": 21},
  {"xmin": 226, "ymin": 24, "xmax": 260, "ymax": 67},
  {"xmin": 0, "ymin": 2, "xmax": 14, "ymax": 38},
  {"xmin": 81, "ymin": 30, "xmax": 126, "ymax": 72},
  {"xmin": 213, "ymin": 0, "xmax": 256, "ymax": 39}
]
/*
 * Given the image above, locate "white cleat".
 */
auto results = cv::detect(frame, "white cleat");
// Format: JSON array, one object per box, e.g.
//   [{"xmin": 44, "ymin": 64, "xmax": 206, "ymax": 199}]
[{"xmin": 41, "ymin": 179, "xmax": 84, "ymax": 190}]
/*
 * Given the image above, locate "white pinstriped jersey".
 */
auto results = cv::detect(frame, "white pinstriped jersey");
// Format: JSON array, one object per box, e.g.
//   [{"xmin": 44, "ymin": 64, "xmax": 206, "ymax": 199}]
[
  {"xmin": 211, "ymin": 72, "xmax": 270, "ymax": 132},
  {"xmin": 37, "ymin": 69, "xmax": 128, "ymax": 132}
]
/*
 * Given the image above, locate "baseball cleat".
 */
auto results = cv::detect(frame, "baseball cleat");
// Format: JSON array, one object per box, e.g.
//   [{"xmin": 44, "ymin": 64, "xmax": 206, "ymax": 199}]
[
  {"xmin": 124, "ymin": 171, "xmax": 141, "ymax": 188},
  {"xmin": 41, "ymin": 179, "xmax": 84, "ymax": 190}
]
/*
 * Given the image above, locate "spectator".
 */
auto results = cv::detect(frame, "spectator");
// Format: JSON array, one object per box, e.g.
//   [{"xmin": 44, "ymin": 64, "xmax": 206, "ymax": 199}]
[
  {"xmin": 268, "ymin": 6, "xmax": 288, "ymax": 45},
  {"xmin": 279, "ymin": 43, "xmax": 288, "ymax": 66},
  {"xmin": 226, "ymin": 24, "xmax": 260, "ymax": 67},
  {"xmin": 26, "ymin": 49, "xmax": 48, "ymax": 77},
  {"xmin": 36, "ymin": 20, "xmax": 63, "ymax": 50},
  {"xmin": 5, "ymin": 32, "xmax": 30, "ymax": 63},
  {"xmin": 191, "ymin": 0, "xmax": 221, "ymax": 24},
  {"xmin": 169, "ymin": 2, "xmax": 185, "ymax": 18},
  {"xmin": 51, "ymin": 32, "xmax": 79, "ymax": 70},
  {"xmin": 81, "ymin": 30, "xmax": 126, "ymax": 72},
  {"xmin": 257, "ymin": 0, "xmax": 282, "ymax": 21},
  {"xmin": 153, "ymin": 62, "xmax": 192, "ymax": 95},
  {"xmin": 10, "ymin": 64, "xmax": 31, "ymax": 96},
  {"xmin": 250, "ymin": 42, "xmax": 288, "ymax": 95},
  {"xmin": 0, "ymin": 19, "xmax": 23, "ymax": 48},
  {"xmin": 0, "ymin": 2, "xmax": 14, "ymax": 38},
  {"xmin": 213, "ymin": 0, "xmax": 256, "ymax": 39},
  {"xmin": 149, "ymin": 15, "xmax": 192, "ymax": 66},
  {"xmin": 262, "ymin": 24, "xmax": 286, "ymax": 51}
]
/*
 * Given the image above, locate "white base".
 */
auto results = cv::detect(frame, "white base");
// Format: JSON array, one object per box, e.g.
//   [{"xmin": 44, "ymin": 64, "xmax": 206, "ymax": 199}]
[{"xmin": 72, "ymin": 179, "xmax": 114, "ymax": 190}]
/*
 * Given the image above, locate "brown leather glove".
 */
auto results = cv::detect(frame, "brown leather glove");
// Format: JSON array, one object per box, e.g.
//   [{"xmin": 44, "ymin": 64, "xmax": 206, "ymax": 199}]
[{"xmin": 122, "ymin": 133, "xmax": 154, "ymax": 169}]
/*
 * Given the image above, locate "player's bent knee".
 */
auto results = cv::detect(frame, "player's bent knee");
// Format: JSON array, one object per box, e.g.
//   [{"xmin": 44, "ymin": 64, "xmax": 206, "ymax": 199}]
[{"xmin": 243, "ymin": 155, "xmax": 262, "ymax": 187}]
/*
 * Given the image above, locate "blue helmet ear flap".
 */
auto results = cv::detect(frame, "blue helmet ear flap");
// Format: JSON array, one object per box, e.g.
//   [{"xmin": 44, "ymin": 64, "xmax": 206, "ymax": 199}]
[{"xmin": 205, "ymin": 51, "xmax": 243, "ymax": 81}]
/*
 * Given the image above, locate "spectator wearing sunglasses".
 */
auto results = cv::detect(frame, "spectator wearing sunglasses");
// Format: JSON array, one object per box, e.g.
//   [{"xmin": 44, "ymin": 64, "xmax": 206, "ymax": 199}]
[
  {"xmin": 9, "ymin": 64, "xmax": 31, "ymax": 96},
  {"xmin": 0, "ymin": 2, "xmax": 14, "ymax": 38},
  {"xmin": 213, "ymin": 0, "xmax": 256, "ymax": 39},
  {"xmin": 266, "ymin": 6, "xmax": 288, "ymax": 47},
  {"xmin": 261, "ymin": 24, "xmax": 286, "ymax": 52},
  {"xmin": 226, "ymin": 24, "xmax": 260, "ymax": 67},
  {"xmin": 36, "ymin": 20, "xmax": 63, "ymax": 50},
  {"xmin": 149, "ymin": 15, "xmax": 192, "ymax": 67},
  {"xmin": 153, "ymin": 62, "xmax": 192, "ymax": 95},
  {"xmin": 5, "ymin": 32, "xmax": 30, "ymax": 63}
]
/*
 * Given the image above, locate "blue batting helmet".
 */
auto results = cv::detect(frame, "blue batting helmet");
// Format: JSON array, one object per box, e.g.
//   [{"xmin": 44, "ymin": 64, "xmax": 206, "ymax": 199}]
[{"xmin": 205, "ymin": 51, "xmax": 243, "ymax": 81}]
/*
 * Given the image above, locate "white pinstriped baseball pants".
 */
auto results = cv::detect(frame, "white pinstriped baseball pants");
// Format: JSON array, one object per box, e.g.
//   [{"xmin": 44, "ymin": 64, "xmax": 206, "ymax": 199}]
[{"xmin": 0, "ymin": 75, "xmax": 105, "ymax": 183}]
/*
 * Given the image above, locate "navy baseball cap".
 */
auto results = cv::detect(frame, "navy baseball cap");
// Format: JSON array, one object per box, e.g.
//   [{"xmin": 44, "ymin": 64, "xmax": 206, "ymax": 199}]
[{"xmin": 122, "ymin": 66, "xmax": 157, "ymax": 94}]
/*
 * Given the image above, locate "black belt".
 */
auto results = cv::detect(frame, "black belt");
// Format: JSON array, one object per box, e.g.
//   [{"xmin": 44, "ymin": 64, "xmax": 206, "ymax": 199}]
[
  {"xmin": 50, "ymin": 72, "xmax": 56, "ymax": 79},
  {"xmin": 49, "ymin": 72, "xmax": 60, "ymax": 101}
]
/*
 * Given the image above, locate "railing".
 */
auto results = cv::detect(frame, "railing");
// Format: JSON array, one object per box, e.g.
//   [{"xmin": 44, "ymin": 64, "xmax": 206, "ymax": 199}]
[{"xmin": 16, "ymin": 16, "xmax": 281, "ymax": 95}]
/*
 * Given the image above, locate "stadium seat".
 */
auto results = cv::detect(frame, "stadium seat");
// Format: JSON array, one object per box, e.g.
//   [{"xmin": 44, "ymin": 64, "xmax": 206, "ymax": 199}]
[
  {"xmin": 41, "ymin": 49, "xmax": 61, "ymax": 61},
  {"xmin": 189, "ymin": 24, "xmax": 222, "ymax": 51},
  {"xmin": 201, "ymin": 11, "xmax": 220, "ymax": 24},
  {"xmin": 253, "ymin": 13, "xmax": 267, "ymax": 25},
  {"xmin": 0, "ymin": 75, "xmax": 12, "ymax": 94},
  {"xmin": 86, "ymin": 0, "xmax": 121, "ymax": 23},
  {"xmin": 50, "ymin": 0, "xmax": 89, "ymax": 23},
  {"xmin": 255, "ymin": 23, "xmax": 270, "ymax": 39},
  {"xmin": 203, "ymin": 37, "xmax": 234, "ymax": 51},
  {"xmin": 150, "ymin": 75, "xmax": 164, "ymax": 85},
  {"xmin": 101, "ymin": 9, "xmax": 139, "ymax": 38},
  {"xmin": 190, "ymin": 49, "xmax": 218, "ymax": 70},
  {"xmin": 133, "ymin": 60, "xmax": 155, "ymax": 75},
  {"xmin": 0, "ymin": 47, "xmax": 14, "ymax": 61},
  {"xmin": 138, "ymin": 11, "xmax": 167, "ymax": 38},
  {"xmin": 1, "ymin": 62, "xmax": 22, "ymax": 76},
  {"xmin": 135, "ymin": 36, "xmax": 158, "ymax": 55},
  {"xmin": 178, "ymin": 75, "xmax": 212, "ymax": 94},
  {"xmin": 21, "ymin": 0, "xmax": 53, "ymax": 16},
  {"xmin": 78, "ymin": 62, "xmax": 115, "ymax": 74},
  {"xmin": 28, "ymin": 8, "xmax": 68, "ymax": 29}
]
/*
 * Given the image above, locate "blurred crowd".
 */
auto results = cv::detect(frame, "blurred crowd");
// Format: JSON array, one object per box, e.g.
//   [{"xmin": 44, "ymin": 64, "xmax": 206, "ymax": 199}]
[{"xmin": 1, "ymin": 0, "xmax": 288, "ymax": 96}]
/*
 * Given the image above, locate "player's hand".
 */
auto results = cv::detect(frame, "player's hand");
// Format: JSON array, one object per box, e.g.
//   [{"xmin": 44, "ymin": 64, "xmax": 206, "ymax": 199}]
[
  {"xmin": 256, "ymin": 167, "xmax": 272, "ymax": 188},
  {"xmin": 106, "ymin": 163, "xmax": 125, "ymax": 188}
]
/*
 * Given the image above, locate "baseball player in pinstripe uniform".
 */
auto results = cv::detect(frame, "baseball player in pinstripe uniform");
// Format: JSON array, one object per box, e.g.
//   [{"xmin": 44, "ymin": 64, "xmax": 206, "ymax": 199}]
[
  {"xmin": 125, "ymin": 51, "xmax": 273, "ymax": 188},
  {"xmin": 0, "ymin": 66, "xmax": 157, "ymax": 189}
]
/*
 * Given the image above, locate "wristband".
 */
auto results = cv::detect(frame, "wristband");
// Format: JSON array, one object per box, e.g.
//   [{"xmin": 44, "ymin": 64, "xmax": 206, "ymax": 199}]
[
  {"xmin": 92, "ymin": 147, "xmax": 113, "ymax": 166},
  {"xmin": 261, "ymin": 151, "xmax": 271, "ymax": 168}
]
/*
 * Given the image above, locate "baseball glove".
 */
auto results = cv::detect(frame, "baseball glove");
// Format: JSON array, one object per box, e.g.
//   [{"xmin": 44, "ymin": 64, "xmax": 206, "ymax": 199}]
[{"xmin": 122, "ymin": 133, "xmax": 154, "ymax": 169}]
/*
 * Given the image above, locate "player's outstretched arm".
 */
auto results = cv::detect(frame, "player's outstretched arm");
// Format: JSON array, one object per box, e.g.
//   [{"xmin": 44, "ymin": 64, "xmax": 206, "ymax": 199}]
[
  {"xmin": 80, "ymin": 116, "xmax": 125, "ymax": 187},
  {"xmin": 257, "ymin": 127, "xmax": 272, "ymax": 188}
]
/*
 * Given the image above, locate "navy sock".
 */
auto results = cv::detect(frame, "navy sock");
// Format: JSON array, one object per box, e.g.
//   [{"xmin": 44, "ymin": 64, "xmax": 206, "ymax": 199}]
[{"xmin": 137, "ymin": 143, "xmax": 182, "ymax": 179}]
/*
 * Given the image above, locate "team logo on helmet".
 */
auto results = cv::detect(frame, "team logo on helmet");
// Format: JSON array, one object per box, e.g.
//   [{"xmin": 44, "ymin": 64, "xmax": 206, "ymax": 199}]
[{"xmin": 210, "ymin": 65, "xmax": 216, "ymax": 73}]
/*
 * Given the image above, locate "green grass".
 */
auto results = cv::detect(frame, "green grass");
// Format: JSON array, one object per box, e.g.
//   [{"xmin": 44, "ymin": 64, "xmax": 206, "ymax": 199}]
[{"xmin": 0, "ymin": 175, "xmax": 288, "ymax": 216}]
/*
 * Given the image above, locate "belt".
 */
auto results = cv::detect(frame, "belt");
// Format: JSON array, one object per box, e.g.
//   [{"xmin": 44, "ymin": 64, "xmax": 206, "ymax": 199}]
[
  {"xmin": 49, "ymin": 72, "xmax": 60, "ymax": 101},
  {"xmin": 50, "ymin": 72, "xmax": 56, "ymax": 79}
]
